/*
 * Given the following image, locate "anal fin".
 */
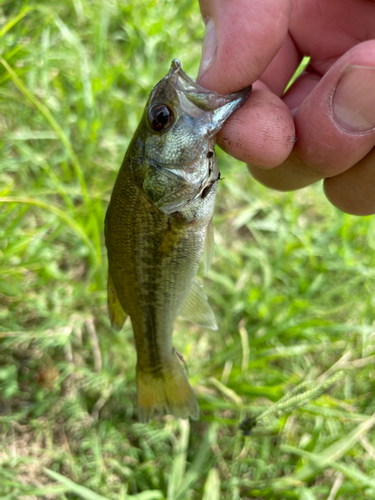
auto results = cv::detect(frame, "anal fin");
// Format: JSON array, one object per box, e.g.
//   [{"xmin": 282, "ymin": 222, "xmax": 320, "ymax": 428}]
[
  {"xmin": 107, "ymin": 272, "xmax": 127, "ymax": 331},
  {"xmin": 178, "ymin": 278, "xmax": 218, "ymax": 330}
]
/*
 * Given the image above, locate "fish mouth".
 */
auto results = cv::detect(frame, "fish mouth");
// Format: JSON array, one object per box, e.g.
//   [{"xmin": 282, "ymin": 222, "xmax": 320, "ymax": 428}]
[{"xmin": 168, "ymin": 59, "xmax": 251, "ymax": 136}]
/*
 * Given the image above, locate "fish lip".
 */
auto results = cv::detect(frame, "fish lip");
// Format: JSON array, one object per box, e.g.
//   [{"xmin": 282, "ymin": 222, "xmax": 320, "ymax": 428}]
[
  {"xmin": 168, "ymin": 59, "xmax": 251, "ymax": 113},
  {"xmin": 168, "ymin": 59, "xmax": 208, "ymax": 94}
]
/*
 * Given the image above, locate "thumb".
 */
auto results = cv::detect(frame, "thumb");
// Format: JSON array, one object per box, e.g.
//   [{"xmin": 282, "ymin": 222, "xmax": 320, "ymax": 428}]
[{"xmin": 198, "ymin": 0, "xmax": 291, "ymax": 93}]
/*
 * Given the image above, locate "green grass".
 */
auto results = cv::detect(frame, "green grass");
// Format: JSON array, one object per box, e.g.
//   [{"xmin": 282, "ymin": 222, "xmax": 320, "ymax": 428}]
[{"xmin": 1, "ymin": 1, "xmax": 375, "ymax": 499}]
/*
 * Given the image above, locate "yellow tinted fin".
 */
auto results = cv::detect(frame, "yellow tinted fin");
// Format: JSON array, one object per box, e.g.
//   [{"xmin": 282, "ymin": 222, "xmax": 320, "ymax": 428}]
[
  {"xmin": 203, "ymin": 218, "xmax": 215, "ymax": 275},
  {"xmin": 178, "ymin": 278, "xmax": 218, "ymax": 330},
  {"xmin": 107, "ymin": 272, "xmax": 127, "ymax": 331},
  {"xmin": 137, "ymin": 351, "xmax": 199, "ymax": 422}
]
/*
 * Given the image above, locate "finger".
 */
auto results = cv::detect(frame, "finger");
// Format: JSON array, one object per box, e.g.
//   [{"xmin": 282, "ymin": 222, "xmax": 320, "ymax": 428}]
[
  {"xmin": 324, "ymin": 148, "xmax": 375, "ymax": 216},
  {"xmin": 282, "ymin": 70, "xmax": 320, "ymax": 114},
  {"xmin": 247, "ymin": 152, "xmax": 323, "ymax": 191},
  {"xmin": 259, "ymin": 33, "xmax": 301, "ymax": 96},
  {"xmin": 217, "ymin": 82, "xmax": 295, "ymax": 169},
  {"xmin": 290, "ymin": 0, "xmax": 375, "ymax": 76},
  {"xmin": 294, "ymin": 41, "xmax": 375, "ymax": 176},
  {"xmin": 246, "ymin": 71, "xmax": 322, "ymax": 191},
  {"xmin": 255, "ymin": 0, "xmax": 375, "ymax": 96},
  {"xmin": 248, "ymin": 41, "xmax": 375, "ymax": 190},
  {"xmin": 197, "ymin": 0, "xmax": 291, "ymax": 93}
]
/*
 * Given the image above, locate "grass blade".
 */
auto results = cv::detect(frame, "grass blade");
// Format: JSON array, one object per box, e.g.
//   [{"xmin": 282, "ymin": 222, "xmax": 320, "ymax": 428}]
[
  {"xmin": 43, "ymin": 469, "xmax": 112, "ymax": 500},
  {"xmin": 0, "ymin": 196, "xmax": 99, "ymax": 267},
  {"xmin": 0, "ymin": 56, "xmax": 89, "ymax": 203},
  {"xmin": 281, "ymin": 445, "xmax": 375, "ymax": 491},
  {"xmin": 202, "ymin": 468, "xmax": 220, "ymax": 500},
  {"xmin": 276, "ymin": 412, "xmax": 375, "ymax": 486},
  {"xmin": 0, "ymin": 6, "xmax": 33, "ymax": 38},
  {"xmin": 167, "ymin": 419, "xmax": 190, "ymax": 500}
]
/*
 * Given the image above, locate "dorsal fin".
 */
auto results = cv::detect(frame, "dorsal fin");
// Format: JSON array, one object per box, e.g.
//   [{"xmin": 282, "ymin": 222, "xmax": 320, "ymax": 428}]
[{"xmin": 178, "ymin": 278, "xmax": 218, "ymax": 330}]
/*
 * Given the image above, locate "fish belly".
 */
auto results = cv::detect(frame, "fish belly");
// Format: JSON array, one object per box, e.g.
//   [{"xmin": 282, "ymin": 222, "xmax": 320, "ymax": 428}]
[{"xmin": 106, "ymin": 171, "xmax": 210, "ymax": 420}]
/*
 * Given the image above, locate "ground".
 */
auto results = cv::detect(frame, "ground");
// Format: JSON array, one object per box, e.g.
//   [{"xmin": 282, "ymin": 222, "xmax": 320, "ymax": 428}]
[{"xmin": 1, "ymin": 1, "xmax": 375, "ymax": 499}]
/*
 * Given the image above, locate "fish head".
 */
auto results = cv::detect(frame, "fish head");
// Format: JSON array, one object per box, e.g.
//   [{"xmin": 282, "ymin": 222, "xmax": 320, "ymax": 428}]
[
  {"xmin": 142, "ymin": 59, "xmax": 251, "ymax": 170},
  {"xmin": 129, "ymin": 60, "xmax": 250, "ymax": 214}
]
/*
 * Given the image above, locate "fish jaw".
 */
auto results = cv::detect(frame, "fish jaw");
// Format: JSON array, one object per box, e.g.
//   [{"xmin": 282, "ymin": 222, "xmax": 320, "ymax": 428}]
[{"xmin": 167, "ymin": 58, "xmax": 251, "ymax": 138}]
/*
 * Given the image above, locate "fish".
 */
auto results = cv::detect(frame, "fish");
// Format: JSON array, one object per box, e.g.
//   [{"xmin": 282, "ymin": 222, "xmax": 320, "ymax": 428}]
[{"xmin": 105, "ymin": 59, "xmax": 250, "ymax": 422}]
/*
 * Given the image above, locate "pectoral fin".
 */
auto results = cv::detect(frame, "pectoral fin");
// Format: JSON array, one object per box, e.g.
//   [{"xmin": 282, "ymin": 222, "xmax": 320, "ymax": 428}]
[
  {"xmin": 107, "ymin": 272, "xmax": 127, "ymax": 331},
  {"xmin": 203, "ymin": 218, "xmax": 214, "ymax": 275},
  {"xmin": 143, "ymin": 165, "xmax": 190, "ymax": 214},
  {"xmin": 178, "ymin": 278, "xmax": 218, "ymax": 330}
]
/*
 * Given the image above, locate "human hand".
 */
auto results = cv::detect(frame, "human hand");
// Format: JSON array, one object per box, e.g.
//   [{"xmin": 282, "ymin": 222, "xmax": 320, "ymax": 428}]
[{"xmin": 197, "ymin": 0, "xmax": 375, "ymax": 216}]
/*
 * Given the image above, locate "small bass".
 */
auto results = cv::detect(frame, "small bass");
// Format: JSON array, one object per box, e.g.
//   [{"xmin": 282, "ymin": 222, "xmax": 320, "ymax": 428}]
[{"xmin": 105, "ymin": 60, "xmax": 250, "ymax": 421}]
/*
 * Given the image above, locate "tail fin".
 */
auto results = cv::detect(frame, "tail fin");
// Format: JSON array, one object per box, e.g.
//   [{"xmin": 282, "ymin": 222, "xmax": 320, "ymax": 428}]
[{"xmin": 136, "ymin": 352, "xmax": 199, "ymax": 422}]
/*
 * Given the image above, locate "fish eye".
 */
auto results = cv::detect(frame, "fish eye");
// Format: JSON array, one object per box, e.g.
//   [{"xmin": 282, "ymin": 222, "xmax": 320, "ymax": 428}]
[{"xmin": 149, "ymin": 104, "xmax": 174, "ymax": 132}]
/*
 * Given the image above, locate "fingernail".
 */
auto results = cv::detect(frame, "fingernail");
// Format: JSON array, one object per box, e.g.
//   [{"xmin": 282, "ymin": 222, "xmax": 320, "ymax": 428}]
[
  {"xmin": 332, "ymin": 65, "xmax": 375, "ymax": 132},
  {"xmin": 197, "ymin": 18, "xmax": 217, "ymax": 81}
]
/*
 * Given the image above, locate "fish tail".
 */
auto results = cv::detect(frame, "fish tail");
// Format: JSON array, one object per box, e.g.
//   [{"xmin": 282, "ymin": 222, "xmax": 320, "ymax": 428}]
[{"xmin": 136, "ymin": 351, "xmax": 199, "ymax": 422}]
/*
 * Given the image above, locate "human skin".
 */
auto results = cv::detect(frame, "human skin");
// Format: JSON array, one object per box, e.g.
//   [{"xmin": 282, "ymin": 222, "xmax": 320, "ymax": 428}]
[{"xmin": 197, "ymin": 0, "xmax": 375, "ymax": 216}]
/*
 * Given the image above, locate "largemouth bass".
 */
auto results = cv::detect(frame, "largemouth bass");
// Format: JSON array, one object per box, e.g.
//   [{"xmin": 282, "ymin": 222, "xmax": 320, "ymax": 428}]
[{"xmin": 105, "ymin": 60, "xmax": 250, "ymax": 422}]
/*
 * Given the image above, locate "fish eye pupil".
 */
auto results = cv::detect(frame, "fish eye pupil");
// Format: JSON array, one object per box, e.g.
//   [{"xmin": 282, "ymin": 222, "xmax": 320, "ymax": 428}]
[
  {"xmin": 149, "ymin": 104, "xmax": 173, "ymax": 131},
  {"xmin": 156, "ymin": 109, "xmax": 168, "ymax": 125}
]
